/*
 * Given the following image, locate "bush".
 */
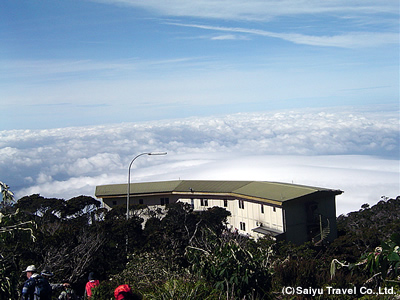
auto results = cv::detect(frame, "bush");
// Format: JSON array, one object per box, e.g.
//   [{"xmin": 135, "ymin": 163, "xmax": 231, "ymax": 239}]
[
  {"xmin": 187, "ymin": 238, "xmax": 273, "ymax": 299},
  {"xmin": 144, "ymin": 278, "xmax": 223, "ymax": 300},
  {"xmin": 91, "ymin": 281, "xmax": 142, "ymax": 300}
]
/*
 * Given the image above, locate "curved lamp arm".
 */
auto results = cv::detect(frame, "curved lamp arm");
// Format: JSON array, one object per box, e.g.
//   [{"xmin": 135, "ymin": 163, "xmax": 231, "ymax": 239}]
[{"xmin": 126, "ymin": 152, "xmax": 167, "ymax": 220}]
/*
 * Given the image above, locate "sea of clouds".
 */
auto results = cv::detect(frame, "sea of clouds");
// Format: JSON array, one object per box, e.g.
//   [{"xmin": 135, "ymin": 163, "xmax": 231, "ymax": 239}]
[{"xmin": 1, "ymin": 105, "xmax": 398, "ymax": 216}]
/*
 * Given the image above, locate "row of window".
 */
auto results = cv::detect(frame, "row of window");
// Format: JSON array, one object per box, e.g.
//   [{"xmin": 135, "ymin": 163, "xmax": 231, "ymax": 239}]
[
  {"xmin": 116, "ymin": 197, "xmax": 170, "ymax": 206},
  {"xmin": 198, "ymin": 199, "xmax": 277, "ymax": 213},
  {"xmin": 239, "ymin": 221, "xmax": 279, "ymax": 232},
  {"xmin": 199, "ymin": 198, "xmax": 229, "ymax": 207},
  {"xmin": 200, "ymin": 198, "xmax": 208, "ymax": 206},
  {"xmin": 139, "ymin": 198, "xmax": 170, "ymax": 205},
  {"xmin": 239, "ymin": 201, "xmax": 276, "ymax": 213},
  {"xmin": 261, "ymin": 204, "xmax": 276, "ymax": 213},
  {"xmin": 120, "ymin": 198, "xmax": 277, "ymax": 213}
]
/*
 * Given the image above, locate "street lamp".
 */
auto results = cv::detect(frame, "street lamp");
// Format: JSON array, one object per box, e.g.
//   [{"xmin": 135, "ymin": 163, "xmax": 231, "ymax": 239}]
[{"xmin": 126, "ymin": 152, "xmax": 167, "ymax": 220}]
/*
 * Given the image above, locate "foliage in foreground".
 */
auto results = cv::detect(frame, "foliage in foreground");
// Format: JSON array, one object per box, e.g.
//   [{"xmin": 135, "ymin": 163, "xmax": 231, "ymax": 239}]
[
  {"xmin": 331, "ymin": 233, "xmax": 400, "ymax": 287},
  {"xmin": 186, "ymin": 237, "xmax": 273, "ymax": 298},
  {"xmin": 0, "ymin": 186, "xmax": 399, "ymax": 299}
]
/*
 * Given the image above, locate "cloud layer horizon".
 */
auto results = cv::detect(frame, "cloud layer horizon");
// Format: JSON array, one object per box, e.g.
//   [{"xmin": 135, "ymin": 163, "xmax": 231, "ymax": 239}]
[{"xmin": 1, "ymin": 105, "xmax": 398, "ymax": 216}]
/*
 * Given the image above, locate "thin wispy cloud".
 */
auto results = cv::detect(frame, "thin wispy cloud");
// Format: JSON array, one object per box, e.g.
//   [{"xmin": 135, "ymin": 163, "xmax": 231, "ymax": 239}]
[
  {"xmin": 0, "ymin": 57, "xmax": 213, "ymax": 83},
  {"xmin": 98, "ymin": 0, "xmax": 397, "ymax": 21},
  {"xmin": 2, "ymin": 1, "xmax": 397, "ymax": 130},
  {"xmin": 168, "ymin": 22, "xmax": 398, "ymax": 48},
  {"xmin": 210, "ymin": 34, "xmax": 248, "ymax": 41}
]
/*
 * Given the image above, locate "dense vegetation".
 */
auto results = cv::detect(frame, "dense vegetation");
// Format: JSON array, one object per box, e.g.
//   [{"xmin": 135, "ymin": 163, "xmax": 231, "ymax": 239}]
[{"xmin": 0, "ymin": 187, "xmax": 399, "ymax": 299}]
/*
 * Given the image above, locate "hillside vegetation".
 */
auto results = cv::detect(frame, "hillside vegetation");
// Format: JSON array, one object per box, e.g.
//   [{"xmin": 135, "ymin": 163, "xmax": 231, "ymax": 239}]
[{"xmin": 1, "ymin": 193, "xmax": 399, "ymax": 299}]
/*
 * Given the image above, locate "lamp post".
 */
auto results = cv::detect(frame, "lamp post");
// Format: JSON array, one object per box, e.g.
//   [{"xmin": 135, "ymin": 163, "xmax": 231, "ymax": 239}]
[{"xmin": 126, "ymin": 152, "xmax": 167, "ymax": 220}]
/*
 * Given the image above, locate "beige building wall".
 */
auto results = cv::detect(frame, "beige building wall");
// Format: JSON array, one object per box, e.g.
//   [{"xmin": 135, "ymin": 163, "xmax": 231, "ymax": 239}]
[
  {"xmin": 178, "ymin": 197, "xmax": 284, "ymax": 238},
  {"xmin": 104, "ymin": 194, "xmax": 285, "ymax": 239},
  {"xmin": 103, "ymin": 194, "xmax": 180, "ymax": 209}
]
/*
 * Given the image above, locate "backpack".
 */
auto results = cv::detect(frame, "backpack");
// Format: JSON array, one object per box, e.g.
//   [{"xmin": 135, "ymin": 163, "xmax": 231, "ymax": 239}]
[{"xmin": 33, "ymin": 276, "xmax": 51, "ymax": 300}]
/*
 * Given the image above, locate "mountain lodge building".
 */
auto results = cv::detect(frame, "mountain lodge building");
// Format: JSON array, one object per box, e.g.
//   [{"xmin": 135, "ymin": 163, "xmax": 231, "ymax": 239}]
[{"xmin": 95, "ymin": 180, "xmax": 342, "ymax": 245}]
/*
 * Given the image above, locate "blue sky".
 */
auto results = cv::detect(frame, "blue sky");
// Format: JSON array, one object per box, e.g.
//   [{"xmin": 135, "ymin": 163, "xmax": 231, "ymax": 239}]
[
  {"xmin": 1, "ymin": 1, "xmax": 399, "ymax": 214},
  {"xmin": 1, "ymin": 0, "xmax": 398, "ymax": 130}
]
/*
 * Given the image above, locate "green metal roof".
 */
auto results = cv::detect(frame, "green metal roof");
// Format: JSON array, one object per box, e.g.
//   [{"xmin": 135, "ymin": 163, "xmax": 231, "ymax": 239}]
[
  {"xmin": 174, "ymin": 180, "xmax": 252, "ymax": 194},
  {"xmin": 233, "ymin": 181, "xmax": 322, "ymax": 201},
  {"xmin": 95, "ymin": 180, "xmax": 342, "ymax": 203},
  {"xmin": 95, "ymin": 180, "xmax": 182, "ymax": 197}
]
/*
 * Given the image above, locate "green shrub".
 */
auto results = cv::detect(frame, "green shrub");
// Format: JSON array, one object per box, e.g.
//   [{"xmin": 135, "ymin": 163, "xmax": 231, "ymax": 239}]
[
  {"xmin": 187, "ymin": 238, "xmax": 273, "ymax": 299},
  {"xmin": 90, "ymin": 281, "xmax": 142, "ymax": 300},
  {"xmin": 144, "ymin": 278, "xmax": 223, "ymax": 300}
]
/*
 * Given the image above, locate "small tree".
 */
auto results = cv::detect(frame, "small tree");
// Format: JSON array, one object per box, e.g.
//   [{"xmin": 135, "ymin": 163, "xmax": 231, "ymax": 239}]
[
  {"xmin": 331, "ymin": 233, "xmax": 400, "ymax": 287},
  {"xmin": 0, "ymin": 210, "xmax": 36, "ymax": 299},
  {"xmin": 186, "ymin": 237, "xmax": 273, "ymax": 298},
  {"xmin": 0, "ymin": 182, "xmax": 15, "ymax": 212}
]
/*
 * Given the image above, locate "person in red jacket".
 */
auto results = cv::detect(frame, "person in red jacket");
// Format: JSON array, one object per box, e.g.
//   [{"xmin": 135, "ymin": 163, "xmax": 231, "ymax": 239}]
[
  {"xmin": 84, "ymin": 272, "xmax": 99, "ymax": 299},
  {"xmin": 114, "ymin": 284, "xmax": 133, "ymax": 300}
]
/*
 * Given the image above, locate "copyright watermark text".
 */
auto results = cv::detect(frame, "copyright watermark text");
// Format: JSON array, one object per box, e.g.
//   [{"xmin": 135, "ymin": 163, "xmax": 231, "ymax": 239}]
[{"xmin": 282, "ymin": 286, "xmax": 396, "ymax": 297}]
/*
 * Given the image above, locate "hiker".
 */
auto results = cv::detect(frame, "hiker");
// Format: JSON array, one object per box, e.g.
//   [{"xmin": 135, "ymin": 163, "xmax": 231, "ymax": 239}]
[
  {"xmin": 114, "ymin": 284, "xmax": 133, "ymax": 300},
  {"xmin": 58, "ymin": 285, "xmax": 78, "ymax": 300},
  {"xmin": 84, "ymin": 272, "xmax": 100, "ymax": 299},
  {"xmin": 114, "ymin": 284, "xmax": 143, "ymax": 300},
  {"xmin": 21, "ymin": 265, "xmax": 52, "ymax": 300},
  {"xmin": 41, "ymin": 269, "xmax": 70, "ymax": 292}
]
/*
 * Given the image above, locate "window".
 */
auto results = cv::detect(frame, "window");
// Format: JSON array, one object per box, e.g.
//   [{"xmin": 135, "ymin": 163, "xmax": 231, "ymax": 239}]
[
  {"xmin": 261, "ymin": 204, "xmax": 264, "ymax": 214},
  {"xmin": 273, "ymin": 207, "xmax": 276, "ymax": 212},
  {"xmin": 160, "ymin": 197, "xmax": 169, "ymax": 205},
  {"xmin": 190, "ymin": 198, "xmax": 194, "ymax": 209},
  {"xmin": 224, "ymin": 199, "xmax": 228, "ymax": 207},
  {"xmin": 238, "ymin": 200, "xmax": 245, "ymax": 209},
  {"xmin": 160, "ymin": 198, "xmax": 164, "ymax": 205},
  {"xmin": 201, "ymin": 199, "xmax": 208, "ymax": 206},
  {"xmin": 240, "ymin": 222, "xmax": 246, "ymax": 231},
  {"xmin": 139, "ymin": 199, "xmax": 143, "ymax": 204}
]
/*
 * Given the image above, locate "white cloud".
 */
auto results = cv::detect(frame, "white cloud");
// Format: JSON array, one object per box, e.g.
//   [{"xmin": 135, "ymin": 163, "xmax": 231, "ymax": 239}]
[
  {"xmin": 37, "ymin": 173, "xmax": 53, "ymax": 184},
  {"xmin": 67, "ymin": 153, "xmax": 123, "ymax": 176},
  {"xmin": 211, "ymin": 34, "xmax": 247, "ymax": 41},
  {"xmin": 168, "ymin": 23, "xmax": 398, "ymax": 48},
  {"xmin": 1, "ymin": 106, "xmax": 398, "ymax": 215},
  {"xmin": 97, "ymin": 0, "xmax": 397, "ymax": 21},
  {"xmin": 0, "ymin": 57, "xmax": 205, "ymax": 82}
]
